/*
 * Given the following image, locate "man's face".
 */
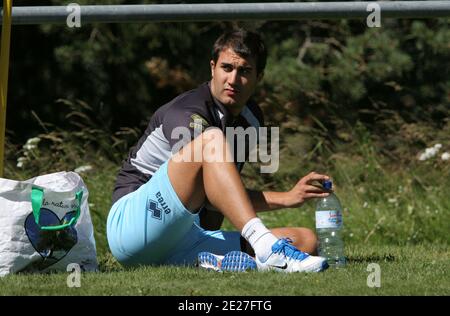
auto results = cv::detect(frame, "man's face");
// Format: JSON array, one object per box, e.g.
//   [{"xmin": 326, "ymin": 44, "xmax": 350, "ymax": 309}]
[{"xmin": 210, "ymin": 48, "xmax": 263, "ymax": 115}]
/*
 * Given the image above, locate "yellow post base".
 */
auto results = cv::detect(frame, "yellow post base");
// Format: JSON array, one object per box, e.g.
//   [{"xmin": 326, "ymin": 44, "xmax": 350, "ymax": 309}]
[{"xmin": 0, "ymin": 0, "xmax": 13, "ymax": 177}]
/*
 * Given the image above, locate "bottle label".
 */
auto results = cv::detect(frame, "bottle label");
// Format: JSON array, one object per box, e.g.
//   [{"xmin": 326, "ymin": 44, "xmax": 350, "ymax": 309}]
[{"xmin": 315, "ymin": 211, "xmax": 343, "ymax": 229}]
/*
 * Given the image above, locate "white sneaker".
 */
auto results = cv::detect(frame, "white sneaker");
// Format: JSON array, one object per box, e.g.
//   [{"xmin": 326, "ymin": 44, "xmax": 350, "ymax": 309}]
[
  {"xmin": 256, "ymin": 238, "xmax": 329, "ymax": 273},
  {"xmin": 197, "ymin": 251, "xmax": 257, "ymax": 272},
  {"xmin": 197, "ymin": 252, "xmax": 224, "ymax": 272}
]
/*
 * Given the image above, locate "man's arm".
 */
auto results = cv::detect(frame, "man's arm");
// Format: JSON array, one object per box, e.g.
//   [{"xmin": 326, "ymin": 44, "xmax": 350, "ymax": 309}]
[
  {"xmin": 247, "ymin": 172, "xmax": 331, "ymax": 212},
  {"xmin": 199, "ymin": 172, "xmax": 331, "ymax": 230},
  {"xmin": 247, "ymin": 190, "xmax": 289, "ymax": 212}
]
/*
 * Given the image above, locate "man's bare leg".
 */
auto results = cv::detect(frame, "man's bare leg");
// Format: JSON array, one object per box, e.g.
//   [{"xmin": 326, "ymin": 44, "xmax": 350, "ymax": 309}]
[
  {"xmin": 168, "ymin": 128, "xmax": 327, "ymax": 272},
  {"xmin": 168, "ymin": 128, "xmax": 317, "ymax": 251},
  {"xmin": 168, "ymin": 128, "xmax": 259, "ymax": 231}
]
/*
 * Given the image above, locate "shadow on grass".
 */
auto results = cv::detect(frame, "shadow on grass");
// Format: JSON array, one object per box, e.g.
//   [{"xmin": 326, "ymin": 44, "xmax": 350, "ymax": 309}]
[{"xmin": 347, "ymin": 254, "xmax": 396, "ymax": 263}]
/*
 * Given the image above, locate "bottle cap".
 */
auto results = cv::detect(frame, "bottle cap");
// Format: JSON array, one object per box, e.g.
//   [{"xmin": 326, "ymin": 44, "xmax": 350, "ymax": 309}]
[{"xmin": 323, "ymin": 180, "xmax": 332, "ymax": 190}]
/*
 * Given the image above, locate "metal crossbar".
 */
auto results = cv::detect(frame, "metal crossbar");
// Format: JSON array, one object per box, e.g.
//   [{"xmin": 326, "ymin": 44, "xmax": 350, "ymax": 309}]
[{"xmin": 1, "ymin": 2, "xmax": 450, "ymax": 25}]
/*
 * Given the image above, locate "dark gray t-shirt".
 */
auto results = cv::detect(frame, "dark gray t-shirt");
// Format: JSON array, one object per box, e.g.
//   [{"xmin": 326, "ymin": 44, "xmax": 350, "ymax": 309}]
[{"xmin": 112, "ymin": 81, "xmax": 264, "ymax": 204}]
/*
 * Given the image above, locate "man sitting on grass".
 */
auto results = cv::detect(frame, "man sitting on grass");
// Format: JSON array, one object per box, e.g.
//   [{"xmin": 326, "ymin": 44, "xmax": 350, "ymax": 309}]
[{"xmin": 107, "ymin": 29, "xmax": 330, "ymax": 273}]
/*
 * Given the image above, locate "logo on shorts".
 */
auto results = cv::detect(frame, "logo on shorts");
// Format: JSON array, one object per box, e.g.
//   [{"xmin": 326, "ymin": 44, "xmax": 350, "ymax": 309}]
[
  {"xmin": 146, "ymin": 191, "xmax": 172, "ymax": 221},
  {"xmin": 147, "ymin": 199, "xmax": 163, "ymax": 220}
]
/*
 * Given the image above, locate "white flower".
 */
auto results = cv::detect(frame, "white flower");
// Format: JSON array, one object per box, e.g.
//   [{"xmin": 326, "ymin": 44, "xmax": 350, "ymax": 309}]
[
  {"xmin": 23, "ymin": 143, "xmax": 37, "ymax": 151},
  {"xmin": 425, "ymin": 147, "xmax": 438, "ymax": 156},
  {"xmin": 363, "ymin": 201, "xmax": 369, "ymax": 208},
  {"xmin": 26, "ymin": 137, "xmax": 41, "ymax": 145},
  {"xmin": 388, "ymin": 198, "xmax": 397, "ymax": 204},
  {"xmin": 74, "ymin": 165, "xmax": 93, "ymax": 173},
  {"xmin": 418, "ymin": 144, "xmax": 442, "ymax": 161},
  {"xmin": 16, "ymin": 157, "xmax": 27, "ymax": 168},
  {"xmin": 22, "ymin": 137, "xmax": 41, "ymax": 152},
  {"xmin": 441, "ymin": 152, "xmax": 450, "ymax": 161}
]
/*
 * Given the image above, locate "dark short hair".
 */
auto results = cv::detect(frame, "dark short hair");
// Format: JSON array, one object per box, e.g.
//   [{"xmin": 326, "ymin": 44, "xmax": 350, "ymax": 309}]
[{"xmin": 212, "ymin": 29, "xmax": 267, "ymax": 75}]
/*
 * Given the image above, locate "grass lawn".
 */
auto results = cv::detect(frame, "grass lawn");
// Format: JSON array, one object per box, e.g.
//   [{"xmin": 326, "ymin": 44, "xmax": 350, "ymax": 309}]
[
  {"xmin": 0, "ymin": 243, "xmax": 448, "ymax": 296},
  {"xmin": 2, "ymin": 140, "xmax": 449, "ymax": 296}
]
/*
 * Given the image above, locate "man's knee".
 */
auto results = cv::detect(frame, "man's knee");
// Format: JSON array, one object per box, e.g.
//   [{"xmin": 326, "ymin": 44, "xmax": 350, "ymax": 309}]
[
  {"xmin": 271, "ymin": 227, "xmax": 318, "ymax": 255},
  {"xmin": 200, "ymin": 127, "xmax": 232, "ymax": 163},
  {"xmin": 174, "ymin": 127, "xmax": 226, "ymax": 162},
  {"xmin": 201, "ymin": 127, "xmax": 224, "ymax": 141},
  {"xmin": 297, "ymin": 227, "xmax": 318, "ymax": 255}
]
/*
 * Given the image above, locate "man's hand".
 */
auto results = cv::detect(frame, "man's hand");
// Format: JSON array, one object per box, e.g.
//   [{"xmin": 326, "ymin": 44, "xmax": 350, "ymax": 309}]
[{"xmin": 284, "ymin": 172, "xmax": 331, "ymax": 208}]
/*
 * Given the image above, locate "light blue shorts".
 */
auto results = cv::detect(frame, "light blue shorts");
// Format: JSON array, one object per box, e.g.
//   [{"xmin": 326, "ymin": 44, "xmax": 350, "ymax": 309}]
[{"xmin": 106, "ymin": 160, "xmax": 242, "ymax": 266}]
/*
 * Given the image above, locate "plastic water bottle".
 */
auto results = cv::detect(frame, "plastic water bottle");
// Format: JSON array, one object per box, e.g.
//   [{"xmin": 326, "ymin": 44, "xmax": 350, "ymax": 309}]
[{"xmin": 315, "ymin": 180, "xmax": 346, "ymax": 268}]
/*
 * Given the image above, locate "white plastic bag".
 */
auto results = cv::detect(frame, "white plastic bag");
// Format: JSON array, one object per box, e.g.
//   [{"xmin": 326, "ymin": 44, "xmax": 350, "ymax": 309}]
[{"xmin": 0, "ymin": 171, "xmax": 98, "ymax": 276}]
